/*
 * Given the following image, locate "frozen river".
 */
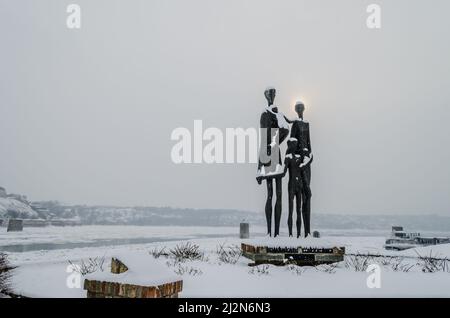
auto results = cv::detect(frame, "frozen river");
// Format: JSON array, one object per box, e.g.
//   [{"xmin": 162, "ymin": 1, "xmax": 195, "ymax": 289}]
[
  {"xmin": 2, "ymin": 225, "xmax": 449, "ymax": 253},
  {"xmin": 0, "ymin": 225, "xmax": 266, "ymax": 253}
]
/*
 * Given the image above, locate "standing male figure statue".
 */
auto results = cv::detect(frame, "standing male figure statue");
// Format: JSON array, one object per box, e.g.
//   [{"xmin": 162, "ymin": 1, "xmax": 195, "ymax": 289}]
[
  {"xmin": 256, "ymin": 87, "xmax": 289, "ymax": 237},
  {"xmin": 288, "ymin": 101, "xmax": 313, "ymax": 237}
]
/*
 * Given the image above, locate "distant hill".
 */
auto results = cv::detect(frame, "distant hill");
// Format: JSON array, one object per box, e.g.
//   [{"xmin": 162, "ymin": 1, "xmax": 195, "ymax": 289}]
[
  {"xmin": 0, "ymin": 186, "xmax": 38, "ymax": 219},
  {"xmin": 21, "ymin": 202, "xmax": 450, "ymax": 231},
  {"xmin": 1, "ymin": 186, "xmax": 450, "ymax": 231},
  {"xmin": 0, "ymin": 197, "xmax": 38, "ymax": 219},
  {"xmin": 50, "ymin": 205, "xmax": 262, "ymax": 227}
]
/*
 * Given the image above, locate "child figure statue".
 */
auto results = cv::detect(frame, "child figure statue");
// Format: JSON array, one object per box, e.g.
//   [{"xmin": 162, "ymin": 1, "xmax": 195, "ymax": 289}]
[{"xmin": 282, "ymin": 138, "xmax": 310, "ymax": 237}]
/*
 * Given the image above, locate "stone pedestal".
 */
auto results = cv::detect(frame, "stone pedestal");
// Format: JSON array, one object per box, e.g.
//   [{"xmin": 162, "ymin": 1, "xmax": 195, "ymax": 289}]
[
  {"xmin": 240, "ymin": 223, "xmax": 250, "ymax": 239},
  {"xmin": 7, "ymin": 219, "xmax": 23, "ymax": 232},
  {"xmin": 84, "ymin": 254, "xmax": 183, "ymax": 298},
  {"xmin": 84, "ymin": 279, "xmax": 182, "ymax": 298}
]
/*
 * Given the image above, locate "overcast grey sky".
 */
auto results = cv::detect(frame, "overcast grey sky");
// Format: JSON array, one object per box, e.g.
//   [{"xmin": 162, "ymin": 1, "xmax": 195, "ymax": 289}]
[{"xmin": 1, "ymin": 0, "xmax": 450, "ymax": 215}]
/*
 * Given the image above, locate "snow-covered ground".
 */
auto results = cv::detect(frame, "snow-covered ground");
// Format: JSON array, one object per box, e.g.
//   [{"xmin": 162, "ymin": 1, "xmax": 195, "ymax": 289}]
[{"xmin": 2, "ymin": 226, "xmax": 450, "ymax": 298}]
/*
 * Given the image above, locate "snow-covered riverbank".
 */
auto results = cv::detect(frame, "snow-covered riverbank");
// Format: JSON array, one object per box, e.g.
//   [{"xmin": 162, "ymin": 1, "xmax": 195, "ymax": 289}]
[{"xmin": 3, "ymin": 226, "xmax": 450, "ymax": 298}]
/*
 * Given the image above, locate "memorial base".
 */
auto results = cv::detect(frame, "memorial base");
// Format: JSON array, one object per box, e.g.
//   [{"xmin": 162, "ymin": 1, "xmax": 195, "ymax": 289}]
[{"xmin": 241, "ymin": 239, "xmax": 345, "ymax": 266}]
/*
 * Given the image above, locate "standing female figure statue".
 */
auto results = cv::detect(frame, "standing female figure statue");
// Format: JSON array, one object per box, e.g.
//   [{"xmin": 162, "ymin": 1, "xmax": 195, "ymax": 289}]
[{"xmin": 256, "ymin": 87, "xmax": 289, "ymax": 237}]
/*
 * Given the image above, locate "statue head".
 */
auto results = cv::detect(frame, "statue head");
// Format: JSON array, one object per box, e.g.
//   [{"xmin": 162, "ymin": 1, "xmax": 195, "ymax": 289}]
[
  {"xmin": 264, "ymin": 87, "xmax": 276, "ymax": 106},
  {"xmin": 286, "ymin": 138, "xmax": 298, "ymax": 154},
  {"xmin": 295, "ymin": 101, "xmax": 305, "ymax": 117}
]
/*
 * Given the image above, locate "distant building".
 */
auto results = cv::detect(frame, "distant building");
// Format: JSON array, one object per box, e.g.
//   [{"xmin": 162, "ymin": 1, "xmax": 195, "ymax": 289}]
[{"xmin": 30, "ymin": 202, "xmax": 51, "ymax": 219}]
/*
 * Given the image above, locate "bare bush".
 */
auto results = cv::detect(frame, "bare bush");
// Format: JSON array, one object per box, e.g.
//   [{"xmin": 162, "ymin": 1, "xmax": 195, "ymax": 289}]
[
  {"xmin": 172, "ymin": 263, "xmax": 203, "ymax": 276},
  {"xmin": 216, "ymin": 243, "xmax": 242, "ymax": 264},
  {"xmin": 249, "ymin": 264, "xmax": 270, "ymax": 276},
  {"xmin": 169, "ymin": 242, "xmax": 204, "ymax": 262},
  {"xmin": 0, "ymin": 253, "xmax": 15, "ymax": 294},
  {"xmin": 315, "ymin": 263, "xmax": 338, "ymax": 274},
  {"xmin": 344, "ymin": 254, "xmax": 372, "ymax": 272},
  {"xmin": 415, "ymin": 250, "xmax": 449, "ymax": 273},
  {"xmin": 285, "ymin": 264, "xmax": 307, "ymax": 275},
  {"xmin": 376, "ymin": 256, "xmax": 393, "ymax": 267},
  {"xmin": 346, "ymin": 254, "xmax": 415, "ymax": 272},
  {"xmin": 150, "ymin": 246, "xmax": 169, "ymax": 259},
  {"xmin": 68, "ymin": 256, "xmax": 106, "ymax": 276},
  {"xmin": 389, "ymin": 257, "xmax": 415, "ymax": 272}
]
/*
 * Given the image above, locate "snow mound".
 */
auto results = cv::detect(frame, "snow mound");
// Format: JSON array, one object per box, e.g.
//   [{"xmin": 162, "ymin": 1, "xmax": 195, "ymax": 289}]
[
  {"xmin": 0, "ymin": 197, "xmax": 38, "ymax": 219},
  {"xmin": 85, "ymin": 251, "xmax": 179, "ymax": 286},
  {"xmin": 401, "ymin": 243, "xmax": 450, "ymax": 259}
]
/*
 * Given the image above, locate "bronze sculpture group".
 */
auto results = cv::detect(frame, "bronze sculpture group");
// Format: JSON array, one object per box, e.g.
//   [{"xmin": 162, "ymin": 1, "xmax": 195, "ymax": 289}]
[{"xmin": 257, "ymin": 88, "xmax": 313, "ymax": 238}]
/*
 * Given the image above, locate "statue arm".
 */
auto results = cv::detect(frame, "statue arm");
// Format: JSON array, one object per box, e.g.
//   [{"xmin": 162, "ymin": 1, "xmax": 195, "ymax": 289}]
[
  {"xmin": 260, "ymin": 111, "xmax": 269, "ymax": 128},
  {"xmin": 284, "ymin": 115, "xmax": 294, "ymax": 124},
  {"xmin": 282, "ymin": 157, "xmax": 290, "ymax": 177},
  {"xmin": 279, "ymin": 126, "xmax": 289, "ymax": 144},
  {"xmin": 307, "ymin": 123, "xmax": 312, "ymax": 154},
  {"xmin": 290, "ymin": 121, "xmax": 299, "ymax": 139},
  {"xmin": 262, "ymin": 112, "xmax": 273, "ymax": 152},
  {"xmin": 300, "ymin": 124, "xmax": 313, "ymax": 168},
  {"xmin": 260, "ymin": 112, "xmax": 271, "ymax": 146},
  {"xmin": 300, "ymin": 153, "xmax": 313, "ymax": 168},
  {"xmin": 258, "ymin": 112, "xmax": 271, "ymax": 172}
]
